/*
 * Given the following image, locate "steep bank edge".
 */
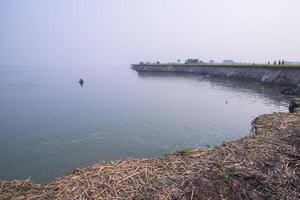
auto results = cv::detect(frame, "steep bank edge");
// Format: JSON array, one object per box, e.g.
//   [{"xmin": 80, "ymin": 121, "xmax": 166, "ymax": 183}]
[{"xmin": 131, "ymin": 64, "xmax": 300, "ymax": 88}]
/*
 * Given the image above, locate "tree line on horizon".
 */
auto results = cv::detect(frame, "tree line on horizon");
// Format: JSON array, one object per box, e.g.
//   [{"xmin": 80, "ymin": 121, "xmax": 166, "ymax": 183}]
[{"xmin": 138, "ymin": 59, "xmax": 293, "ymax": 66}]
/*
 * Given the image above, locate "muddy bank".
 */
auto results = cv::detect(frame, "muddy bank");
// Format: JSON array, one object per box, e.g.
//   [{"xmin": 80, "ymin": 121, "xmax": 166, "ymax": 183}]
[
  {"xmin": 131, "ymin": 64, "xmax": 300, "ymax": 90},
  {"xmin": 1, "ymin": 113, "xmax": 300, "ymax": 199}
]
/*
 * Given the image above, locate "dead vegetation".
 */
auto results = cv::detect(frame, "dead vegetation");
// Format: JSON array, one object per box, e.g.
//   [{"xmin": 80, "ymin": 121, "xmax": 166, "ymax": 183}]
[{"xmin": 1, "ymin": 113, "xmax": 299, "ymax": 200}]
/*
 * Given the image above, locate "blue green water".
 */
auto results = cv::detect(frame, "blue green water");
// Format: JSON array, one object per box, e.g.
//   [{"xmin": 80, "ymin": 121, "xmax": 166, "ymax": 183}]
[{"xmin": 0, "ymin": 65, "xmax": 290, "ymax": 183}]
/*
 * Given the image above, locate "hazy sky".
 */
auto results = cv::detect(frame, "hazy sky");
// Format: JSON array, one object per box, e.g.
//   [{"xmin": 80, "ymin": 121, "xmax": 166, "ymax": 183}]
[{"xmin": 1, "ymin": 0, "xmax": 299, "ymax": 66}]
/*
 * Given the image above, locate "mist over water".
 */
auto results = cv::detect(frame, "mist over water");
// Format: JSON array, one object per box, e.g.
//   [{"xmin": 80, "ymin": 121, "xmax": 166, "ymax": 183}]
[
  {"xmin": 0, "ymin": 65, "xmax": 290, "ymax": 182},
  {"xmin": 1, "ymin": 0, "xmax": 300, "ymax": 67},
  {"xmin": 0, "ymin": 0, "xmax": 299, "ymax": 184}
]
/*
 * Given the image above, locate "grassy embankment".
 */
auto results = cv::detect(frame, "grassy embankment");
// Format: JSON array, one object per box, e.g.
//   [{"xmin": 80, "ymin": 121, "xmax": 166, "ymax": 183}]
[{"xmin": 134, "ymin": 63, "xmax": 300, "ymax": 68}]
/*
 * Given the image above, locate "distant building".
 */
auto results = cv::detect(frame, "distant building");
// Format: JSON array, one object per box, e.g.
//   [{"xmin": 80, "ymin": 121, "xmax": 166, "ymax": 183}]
[
  {"xmin": 209, "ymin": 60, "xmax": 215, "ymax": 64},
  {"xmin": 286, "ymin": 61, "xmax": 300, "ymax": 65},
  {"xmin": 222, "ymin": 60, "xmax": 235, "ymax": 64},
  {"xmin": 185, "ymin": 59, "xmax": 200, "ymax": 64}
]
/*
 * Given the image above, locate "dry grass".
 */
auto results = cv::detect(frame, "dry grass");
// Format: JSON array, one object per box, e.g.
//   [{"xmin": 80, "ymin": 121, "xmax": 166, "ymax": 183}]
[{"xmin": 1, "ymin": 113, "xmax": 299, "ymax": 200}]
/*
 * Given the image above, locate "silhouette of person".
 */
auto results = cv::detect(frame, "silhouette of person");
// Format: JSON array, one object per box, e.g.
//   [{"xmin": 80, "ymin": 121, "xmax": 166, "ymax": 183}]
[{"xmin": 79, "ymin": 78, "xmax": 84, "ymax": 87}]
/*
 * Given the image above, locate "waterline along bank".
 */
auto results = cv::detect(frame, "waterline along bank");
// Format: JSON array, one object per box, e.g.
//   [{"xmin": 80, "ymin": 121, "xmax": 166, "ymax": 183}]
[
  {"xmin": 131, "ymin": 64, "xmax": 300, "ymax": 89},
  {"xmin": 1, "ymin": 112, "xmax": 299, "ymax": 199}
]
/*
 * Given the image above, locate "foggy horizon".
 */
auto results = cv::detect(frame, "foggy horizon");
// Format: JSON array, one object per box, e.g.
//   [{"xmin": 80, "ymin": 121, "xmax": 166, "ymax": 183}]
[{"xmin": 1, "ymin": 0, "xmax": 300, "ymax": 67}]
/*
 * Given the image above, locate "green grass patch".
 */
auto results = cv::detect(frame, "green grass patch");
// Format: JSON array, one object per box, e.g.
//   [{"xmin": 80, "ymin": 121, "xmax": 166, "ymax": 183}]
[
  {"xmin": 221, "ymin": 170, "xmax": 232, "ymax": 185},
  {"xmin": 171, "ymin": 138, "xmax": 177, "ymax": 153},
  {"xmin": 180, "ymin": 148, "xmax": 193, "ymax": 156},
  {"xmin": 205, "ymin": 144, "xmax": 215, "ymax": 148}
]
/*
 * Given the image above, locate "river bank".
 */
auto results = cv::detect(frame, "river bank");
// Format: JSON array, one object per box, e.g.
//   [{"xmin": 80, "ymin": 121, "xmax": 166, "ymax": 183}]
[
  {"xmin": 131, "ymin": 64, "xmax": 300, "ymax": 90},
  {"xmin": 1, "ymin": 113, "xmax": 299, "ymax": 199}
]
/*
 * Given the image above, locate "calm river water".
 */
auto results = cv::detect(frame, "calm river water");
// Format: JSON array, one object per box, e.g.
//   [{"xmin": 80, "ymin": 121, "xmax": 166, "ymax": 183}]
[{"xmin": 0, "ymin": 65, "xmax": 291, "ymax": 182}]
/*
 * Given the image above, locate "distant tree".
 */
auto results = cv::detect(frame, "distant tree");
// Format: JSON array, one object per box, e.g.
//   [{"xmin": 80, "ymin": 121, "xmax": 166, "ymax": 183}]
[
  {"xmin": 156, "ymin": 61, "xmax": 160, "ymax": 64},
  {"xmin": 278, "ymin": 60, "xmax": 281, "ymax": 65},
  {"xmin": 177, "ymin": 59, "xmax": 181, "ymax": 63},
  {"xmin": 268, "ymin": 61, "xmax": 270, "ymax": 65},
  {"xmin": 282, "ymin": 60, "xmax": 285, "ymax": 66},
  {"xmin": 274, "ymin": 61, "xmax": 277, "ymax": 65},
  {"xmin": 139, "ymin": 61, "xmax": 144, "ymax": 65}
]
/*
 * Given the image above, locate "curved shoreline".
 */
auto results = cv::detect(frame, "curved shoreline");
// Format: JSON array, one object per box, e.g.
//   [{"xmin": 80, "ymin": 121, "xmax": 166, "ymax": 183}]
[
  {"xmin": 1, "ymin": 113, "xmax": 299, "ymax": 199},
  {"xmin": 131, "ymin": 64, "xmax": 300, "ymax": 89}
]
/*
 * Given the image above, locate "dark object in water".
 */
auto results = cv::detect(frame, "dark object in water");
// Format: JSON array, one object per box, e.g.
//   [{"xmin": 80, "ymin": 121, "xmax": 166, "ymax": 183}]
[
  {"xmin": 280, "ymin": 87, "xmax": 296, "ymax": 95},
  {"xmin": 289, "ymin": 98, "xmax": 300, "ymax": 113},
  {"xmin": 79, "ymin": 78, "xmax": 84, "ymax": 87}
]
